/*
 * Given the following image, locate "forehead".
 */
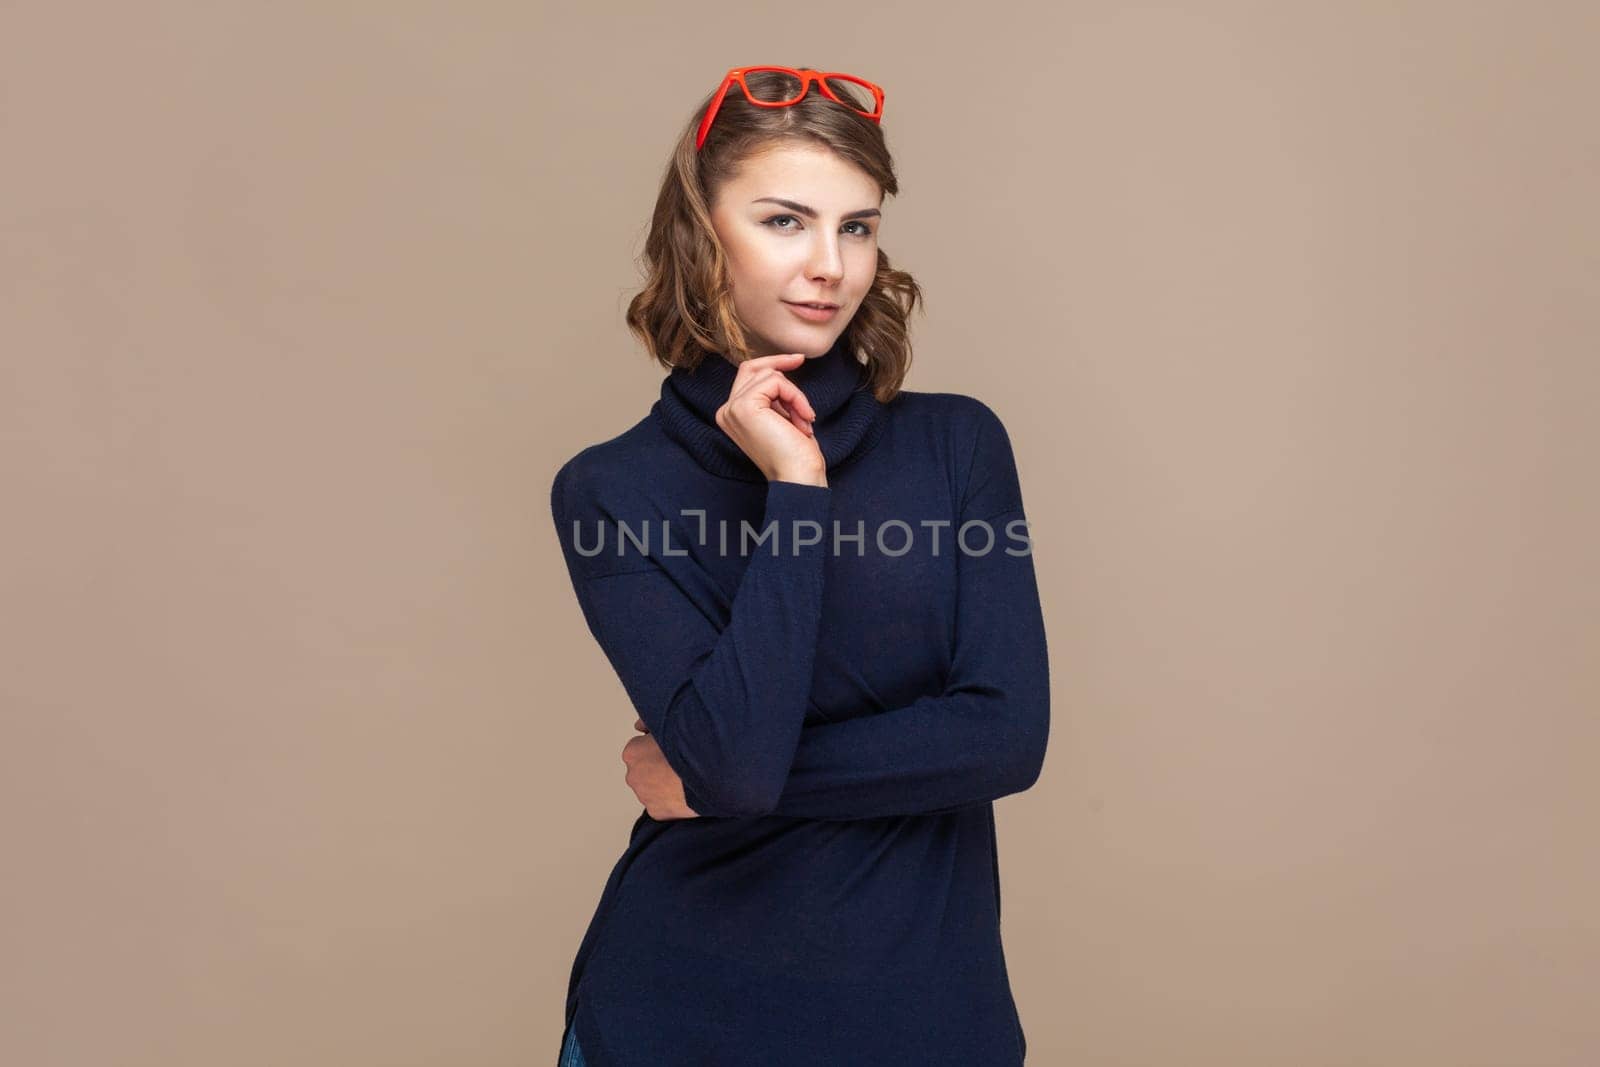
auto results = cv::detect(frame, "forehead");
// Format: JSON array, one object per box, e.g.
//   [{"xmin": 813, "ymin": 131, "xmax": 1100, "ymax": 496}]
[{"xmin": 724, "ymin": 143, "xmax": 882, "ymax": 206}]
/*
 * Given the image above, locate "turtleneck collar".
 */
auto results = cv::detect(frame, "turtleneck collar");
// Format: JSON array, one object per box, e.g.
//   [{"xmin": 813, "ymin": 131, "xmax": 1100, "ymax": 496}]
[{"xmin": 653, "ymin": 334, "xmax": 888, "ymax": 482}]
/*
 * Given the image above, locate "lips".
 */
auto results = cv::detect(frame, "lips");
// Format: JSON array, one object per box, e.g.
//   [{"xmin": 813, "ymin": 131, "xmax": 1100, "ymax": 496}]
[
  {"xmin": 785, "ymin": 301, "xmax": 841, "ymax": 323},
  {"xmin": 786, "ymin": 300, "xmax": 840, "ymax": 310}
]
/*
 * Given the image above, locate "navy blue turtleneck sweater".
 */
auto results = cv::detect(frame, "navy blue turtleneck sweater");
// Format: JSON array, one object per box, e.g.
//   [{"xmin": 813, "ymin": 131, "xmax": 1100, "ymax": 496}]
[{"xmin": 549, "ymin": 334, "xmax": 1051, "ymax": 1066}]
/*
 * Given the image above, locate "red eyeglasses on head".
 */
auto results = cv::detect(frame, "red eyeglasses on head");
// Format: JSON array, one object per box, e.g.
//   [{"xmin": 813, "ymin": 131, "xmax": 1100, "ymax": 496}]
[{"xmin": 696, "ymin": 66, "xmax": 885, "ymax": 151}]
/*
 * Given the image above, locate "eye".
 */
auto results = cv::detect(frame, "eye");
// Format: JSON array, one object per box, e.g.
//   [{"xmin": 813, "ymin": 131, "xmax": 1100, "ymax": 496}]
[{"xmin": 761, "ymin": 214, "xmax": 876, "ymax": 238}]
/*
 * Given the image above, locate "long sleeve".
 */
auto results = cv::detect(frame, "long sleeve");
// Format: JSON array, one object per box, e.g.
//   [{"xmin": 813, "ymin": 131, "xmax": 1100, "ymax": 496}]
[
  {"xmin": 551, "ymin": 464, "xmax": 832, "ymax": 818},
  {"xmin": 766, "ymin": 403, "xmax": 1051, "ymax": 821}
]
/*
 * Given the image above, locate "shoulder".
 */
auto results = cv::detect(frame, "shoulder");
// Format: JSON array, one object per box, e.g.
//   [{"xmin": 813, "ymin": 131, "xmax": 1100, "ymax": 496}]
[
  {"xmin": 889, "ymin": 387, "xmax": 1007, "ymax": 428},
  {"xmin": 888, "ymin": 388, "xmax": 1014, "ymax": 462},
  {"xmin": 890, "ymin": 390, "xmax": 1025, "ymax": 520},
  {"xmin": 549, "ymin": 413, "xmax": 660, "ymax": 525}
]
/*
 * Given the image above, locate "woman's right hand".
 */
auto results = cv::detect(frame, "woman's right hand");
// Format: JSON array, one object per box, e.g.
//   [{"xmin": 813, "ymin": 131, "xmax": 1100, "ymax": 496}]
[{"xmin": 715, "ymin": 353, "xmax": 828, "ymax": 486}]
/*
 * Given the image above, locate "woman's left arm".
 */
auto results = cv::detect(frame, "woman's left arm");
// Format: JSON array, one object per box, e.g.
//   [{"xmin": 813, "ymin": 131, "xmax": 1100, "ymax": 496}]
[{"xmin": 764, "ymin": 504, "xmax": 1049, "ymax": 820}]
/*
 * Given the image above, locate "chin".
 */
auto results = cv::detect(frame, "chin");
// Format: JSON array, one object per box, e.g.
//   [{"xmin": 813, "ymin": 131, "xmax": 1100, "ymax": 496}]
[
  {"xmin": 749, "ymin": 323, "xmax": 842, "ymax": 359},
  {"xmin": 759, "ymin": 340, "xmax": 823, "ymax": 359},
  {"xmin": 793, "ymin": 332, "xmax": 843, "ymax": 356}
]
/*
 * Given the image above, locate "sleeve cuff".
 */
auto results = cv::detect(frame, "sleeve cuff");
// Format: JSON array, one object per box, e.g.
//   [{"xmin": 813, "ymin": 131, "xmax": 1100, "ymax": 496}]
[
  {"xmin": 682, "ymin": 780, "xmax": 716, "ymax": 819},
  {"xmin": 761, "ymin": 479, "xmax": 832, "ymax": 555}
]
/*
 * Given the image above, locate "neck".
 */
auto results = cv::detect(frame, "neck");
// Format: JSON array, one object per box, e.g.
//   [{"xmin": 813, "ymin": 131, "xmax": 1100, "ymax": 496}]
[{"xmin": 653, "ymin": 335, "xmax": 889, "ymax": 481}]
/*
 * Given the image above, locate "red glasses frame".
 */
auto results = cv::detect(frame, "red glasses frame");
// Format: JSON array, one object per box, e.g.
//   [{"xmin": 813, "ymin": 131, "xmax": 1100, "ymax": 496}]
[{"xmin": 695, "ymin": 66, "xmax": 885, "ymax": 151}]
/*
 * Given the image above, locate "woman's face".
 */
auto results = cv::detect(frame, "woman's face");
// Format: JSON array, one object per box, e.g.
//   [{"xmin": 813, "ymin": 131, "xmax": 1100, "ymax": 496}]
[{"xmin": 708, "ymin": 143, "xmax": 882, "ymax": 361}]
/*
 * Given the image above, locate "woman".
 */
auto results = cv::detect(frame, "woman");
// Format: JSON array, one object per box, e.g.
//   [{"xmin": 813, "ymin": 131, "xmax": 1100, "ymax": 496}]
[{"xmin": 550, "ymin": 65, "xmax": 1051, "ymax": 1066}]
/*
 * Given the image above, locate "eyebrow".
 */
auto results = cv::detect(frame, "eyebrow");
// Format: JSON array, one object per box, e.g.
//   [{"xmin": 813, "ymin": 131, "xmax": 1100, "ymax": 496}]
[{"xmin": 751, "ymin": 197, "xmax": 881, "ymax": 221}]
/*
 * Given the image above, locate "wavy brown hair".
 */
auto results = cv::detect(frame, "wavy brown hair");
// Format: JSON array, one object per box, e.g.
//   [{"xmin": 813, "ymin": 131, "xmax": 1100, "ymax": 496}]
[{"xmin": 624, "ymin": 66, "xmax": 923, "ymax": 404}]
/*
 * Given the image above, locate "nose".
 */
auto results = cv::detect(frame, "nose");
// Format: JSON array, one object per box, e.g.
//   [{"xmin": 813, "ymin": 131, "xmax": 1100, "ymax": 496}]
[{"xmin": 805, "ymin": 234, "xmax": 845, "ymax": 287}]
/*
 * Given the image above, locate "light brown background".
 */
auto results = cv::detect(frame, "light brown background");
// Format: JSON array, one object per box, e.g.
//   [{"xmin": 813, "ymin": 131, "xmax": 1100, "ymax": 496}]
[{"xmin": 3, "ymin": 2, "xmax": 1596, "ymax": 1065}]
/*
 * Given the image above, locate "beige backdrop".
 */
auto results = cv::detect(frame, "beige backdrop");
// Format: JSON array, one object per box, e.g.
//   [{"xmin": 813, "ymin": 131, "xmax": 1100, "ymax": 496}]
[{"xmin": 3, "ymin": 2, "xmax": 1597, "ymax": 1065}]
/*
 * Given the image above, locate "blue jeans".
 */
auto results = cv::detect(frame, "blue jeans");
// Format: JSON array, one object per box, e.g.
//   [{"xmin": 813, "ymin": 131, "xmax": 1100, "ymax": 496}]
[{"xmin": 558, "ymin": 1022, "xmax": 586, "ymax": 1067}]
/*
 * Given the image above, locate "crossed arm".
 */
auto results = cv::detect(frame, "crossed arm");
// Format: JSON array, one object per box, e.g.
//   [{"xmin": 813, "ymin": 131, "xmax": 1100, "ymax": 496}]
[{"xmin": 550, "ymin": 404, "xmax": 1050, "ymax": 822}]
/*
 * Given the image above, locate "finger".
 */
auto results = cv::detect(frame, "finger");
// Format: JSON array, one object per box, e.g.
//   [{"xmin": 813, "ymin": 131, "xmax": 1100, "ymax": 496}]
[
  {"xmin": 728, "ymin": 371, "xmax": 815, "ymax": 436},
  {"xmin": 769, "ymin": 376, "xmax": 818, "ymax": 424},
  {"xmin": 733, "ymin": 352, "xmax": 806, "ymax": 376},
  {"xmin": 728, "ymin": 354, "xmax": 808, "ymax": 401},
  {"xmin": 727, "ymin": 365, "xmax": 784, "ymax": 407},
  {"xmin": 770, "ymin": 397, "xmax": 814, "ymax": 437},
  {"xmin": 634, "ymin": 718, "xmax": 648, "ymax": 733},
  {"xmin": 782, "ymin": 398, "xmax": 814, "ymax": 437},
  {"xmin": 734, "ymin": 367, "xmax": 816, "ymax": 425}
]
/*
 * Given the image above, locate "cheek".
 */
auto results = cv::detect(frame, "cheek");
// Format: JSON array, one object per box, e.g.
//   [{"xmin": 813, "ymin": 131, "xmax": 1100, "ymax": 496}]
[
  {"xmin": 727, "ymin": 259, "xmax": 786, "ymax": 301},
  {"xmin": 721, "ymin": 255, "xmax": 754, "ymax": 299},
  {"xmin": 850, "ymin": 245, "xmax": 878, "ymax": 281}
]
